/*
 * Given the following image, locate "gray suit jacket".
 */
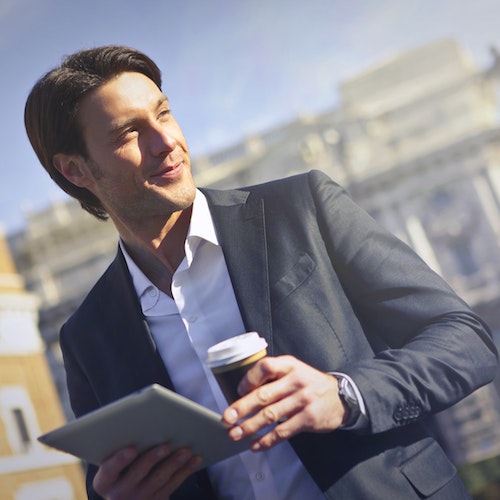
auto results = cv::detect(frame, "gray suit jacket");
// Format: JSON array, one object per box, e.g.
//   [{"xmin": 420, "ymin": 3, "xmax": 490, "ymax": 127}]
[{"xmin": 60, "ymin": 170, "xmax": 497, "ymax": 499}]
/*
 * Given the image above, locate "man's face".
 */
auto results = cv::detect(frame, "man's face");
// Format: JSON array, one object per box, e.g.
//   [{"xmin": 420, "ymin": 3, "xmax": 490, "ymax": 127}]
[{"xmin": 76, "ymin": 71, "xmax": 195, "ymax": 224}]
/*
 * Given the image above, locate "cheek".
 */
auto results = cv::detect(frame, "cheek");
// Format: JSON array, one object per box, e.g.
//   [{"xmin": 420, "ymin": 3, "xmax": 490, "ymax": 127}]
[
  {"xmin": 105, "ymin": 148, "xmax": 144, "ymax": 173},
  {"xmin": 113, "ymin": 143, "xmax": 141, "ymax": 161}
]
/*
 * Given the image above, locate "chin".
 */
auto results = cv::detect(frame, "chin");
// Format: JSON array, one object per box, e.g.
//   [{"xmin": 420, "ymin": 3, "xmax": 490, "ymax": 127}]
[{"xmin": 166, "ymin": 184, "xmax": 196, "ymax": 211}]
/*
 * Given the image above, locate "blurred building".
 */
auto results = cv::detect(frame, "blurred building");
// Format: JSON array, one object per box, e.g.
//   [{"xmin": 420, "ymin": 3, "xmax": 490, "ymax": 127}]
[
  {"xmin": 0, "ymin": 229, "xmax": 86, "ymax": 499},
  {"xmin": 7, "ymin": 200, "xmax": 119, "ymax": 417},
  {"xmin": 7, "ymin": 38, "xmax": 500, "ymax": 468}
]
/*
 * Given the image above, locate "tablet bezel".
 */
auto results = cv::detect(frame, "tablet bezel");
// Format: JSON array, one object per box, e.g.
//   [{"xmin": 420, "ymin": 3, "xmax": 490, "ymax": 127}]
[{"xmin": 38, "ymin": 384, "xmax": 253, "ymax": 468}]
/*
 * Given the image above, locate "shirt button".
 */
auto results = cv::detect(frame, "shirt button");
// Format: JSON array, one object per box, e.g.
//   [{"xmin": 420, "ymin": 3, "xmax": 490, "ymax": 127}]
[
  {"xmin": 188, "ymin": 315, "xmax": 198, "ymax": 323},
  {"xmin": 255, "ymin": 472, "xmax": 265, "ymax": 481},
  {"xmin": 149, "ymin": 288, "xmax": 157, "ymax": 297}
]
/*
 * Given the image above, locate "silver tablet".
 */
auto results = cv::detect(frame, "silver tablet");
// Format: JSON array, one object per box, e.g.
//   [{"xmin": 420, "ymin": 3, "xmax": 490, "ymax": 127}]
[{"xmin": 38, "ymin": 384, "xmax": 253, "ymax": 468}]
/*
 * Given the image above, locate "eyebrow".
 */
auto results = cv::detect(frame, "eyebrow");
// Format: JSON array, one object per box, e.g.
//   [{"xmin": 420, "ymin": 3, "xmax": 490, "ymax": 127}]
[{"xmin": 107, "ymin": 96, "xmax": 170, "ymax": 139}]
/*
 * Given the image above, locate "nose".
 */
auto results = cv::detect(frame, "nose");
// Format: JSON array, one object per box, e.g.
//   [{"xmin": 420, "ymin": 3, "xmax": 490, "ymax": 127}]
[{"xmin": 149, "ymin": 122, "xmax": 176, "ymax": 156}]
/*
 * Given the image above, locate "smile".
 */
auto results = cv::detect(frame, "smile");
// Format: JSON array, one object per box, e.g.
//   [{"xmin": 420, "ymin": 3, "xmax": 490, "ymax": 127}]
[{"xmin": 150, "ymin": 161, "xmax": 184, "ymax": 182}]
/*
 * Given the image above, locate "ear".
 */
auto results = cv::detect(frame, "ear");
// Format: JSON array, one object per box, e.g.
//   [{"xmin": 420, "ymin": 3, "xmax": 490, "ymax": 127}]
[{"xmin": 52, "ymin": 153, "xmax": 93, "ymax": 189}]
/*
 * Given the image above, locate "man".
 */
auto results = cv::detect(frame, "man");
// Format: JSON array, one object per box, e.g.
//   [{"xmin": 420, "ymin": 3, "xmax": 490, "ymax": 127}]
[{"xmin": 25, "ymin": 45, "xmax": 497, "ymax": 499}]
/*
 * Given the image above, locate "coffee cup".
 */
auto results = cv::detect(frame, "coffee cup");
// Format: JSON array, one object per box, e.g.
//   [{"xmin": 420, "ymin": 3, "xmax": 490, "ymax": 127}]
[{"xmin": 206, "ymin": 332, "xmax": 268, "ymax": 404}]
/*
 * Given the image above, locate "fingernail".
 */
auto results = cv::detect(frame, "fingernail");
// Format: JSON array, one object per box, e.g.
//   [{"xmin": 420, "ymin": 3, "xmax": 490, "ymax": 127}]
[
  {"xmin": 155, "ymin": 445, "xmax": 169, "ymax": 458},
  {"xmin": 229, "ymin": 426, "xmax": 243, "ymax": 441},
  {"xmin": 225, "ymin": 408, "xmax": 238, "ymax": 424},
  {"xmin": 121, "ymin": 448, "xmax": 136, "ymax": 460},
  {"xmin": 176, "ymin": 450, "xmax": 190, "ymax": 464},
  {"xmin": 251, "ymin": 442, "xmax": 261, "ymax": 451}
]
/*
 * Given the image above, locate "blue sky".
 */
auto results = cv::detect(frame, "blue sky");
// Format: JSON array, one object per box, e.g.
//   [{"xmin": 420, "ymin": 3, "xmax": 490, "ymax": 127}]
[{"xmin": 2, "ymin": 0, "xmax": 500, "ymax": 233}]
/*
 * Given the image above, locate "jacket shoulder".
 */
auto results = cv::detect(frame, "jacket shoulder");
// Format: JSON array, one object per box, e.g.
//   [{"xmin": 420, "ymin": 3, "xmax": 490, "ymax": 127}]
[
  {"xmin": 61, "ymin": 249, "xmax": 128, "ymax": 335},
  {"xmin": 244, "ymin": 169, "xmax": 339, "ymax": 193},
  {"xmin": 201, "ymin": 169, "xmax": 343, "ymax": 203}
]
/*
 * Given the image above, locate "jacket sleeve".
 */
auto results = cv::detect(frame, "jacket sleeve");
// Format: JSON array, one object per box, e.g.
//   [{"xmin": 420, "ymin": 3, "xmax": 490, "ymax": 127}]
[{"xmin": 307, "ymin": 169, "xmax": 498, "ymax": 434}]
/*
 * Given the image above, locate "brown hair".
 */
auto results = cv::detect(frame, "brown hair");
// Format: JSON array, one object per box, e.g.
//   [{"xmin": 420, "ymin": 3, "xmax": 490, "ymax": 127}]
[{"xmin": 24, "ymin": 45, "xmax": 162, "ymax": 220}]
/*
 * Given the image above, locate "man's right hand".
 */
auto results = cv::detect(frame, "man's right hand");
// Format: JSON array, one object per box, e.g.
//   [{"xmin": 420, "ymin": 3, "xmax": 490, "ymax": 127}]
[{"xmin": 92, "ymin": 444, "xmax": 202, "ymax": 499}]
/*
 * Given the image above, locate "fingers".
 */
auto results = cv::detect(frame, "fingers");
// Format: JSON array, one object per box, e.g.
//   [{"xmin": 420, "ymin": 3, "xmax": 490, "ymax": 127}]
[
  {"xmin": 93, "ymin": 444, "xmax": 202, "ymax": 499},
  {"xmin": 93, "ymin": 446, "xmax": 139, "ymax": 494},
  {"xmin": 227, "ymin": 393, "xmax": 301, "ymax": 450},
  {"xmin": 223, "ymin": 355, "xmax": 344, "ymax": 451},
  {"xmin": 236, "ymin": 355, "xmax": 290, "ymax": 396},
  {"xmin": 135, "ymin": 448, "xmax": 201, "ymax": 499}
]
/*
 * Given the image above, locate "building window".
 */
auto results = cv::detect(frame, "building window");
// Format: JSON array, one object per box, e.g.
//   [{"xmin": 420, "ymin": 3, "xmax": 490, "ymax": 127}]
[
  {"xmin": 0, "ymin": 386, "xmax": 40, "ymax": 454},
  {"xmin": 12, "ymin": 408, "xmax": 32, "ymax": 452},
  {"xmin": 15, "ymin": 477, "xmax": 74, "ymax": 500}
]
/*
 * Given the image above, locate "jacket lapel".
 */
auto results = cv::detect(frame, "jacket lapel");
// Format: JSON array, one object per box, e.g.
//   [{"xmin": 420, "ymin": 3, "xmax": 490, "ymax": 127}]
[
  {"xmin": 201, "ymin": 188, "xmax": 273, "ymax": 351},
  {"xmin": 106, "ymin": 250, "xmax": 175, "ymax": 394}
]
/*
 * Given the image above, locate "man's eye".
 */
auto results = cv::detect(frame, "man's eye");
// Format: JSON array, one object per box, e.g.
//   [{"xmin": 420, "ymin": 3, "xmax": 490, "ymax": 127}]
[
  {"xmin": 158, "ymin": 109, "xmax": 171, "ymax": 119},
  {"xmin": 118, "ymin": 128, "xmax": 137, "ymax": 140}
]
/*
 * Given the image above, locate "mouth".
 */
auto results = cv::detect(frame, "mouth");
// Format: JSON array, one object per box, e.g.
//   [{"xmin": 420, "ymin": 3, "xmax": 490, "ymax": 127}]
[{"xmin": 149, "ymin": 161, "xmax": 184, "ymax": 182}]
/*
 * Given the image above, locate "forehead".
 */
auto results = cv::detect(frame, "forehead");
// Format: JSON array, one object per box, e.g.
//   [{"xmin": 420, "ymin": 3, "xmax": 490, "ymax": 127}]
[{"xmin": 78, "ymin": 72, "xmax": 166, "ymax": 132}]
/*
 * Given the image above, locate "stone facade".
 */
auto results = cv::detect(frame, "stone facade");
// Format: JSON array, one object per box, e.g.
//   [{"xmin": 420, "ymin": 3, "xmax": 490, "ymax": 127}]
[{"xmin": 0, "ymin": 228, "xmax": 86, "ymax": 499}]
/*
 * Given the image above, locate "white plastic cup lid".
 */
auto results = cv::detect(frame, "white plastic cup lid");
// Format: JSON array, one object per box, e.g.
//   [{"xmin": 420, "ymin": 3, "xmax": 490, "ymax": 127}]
[{"xmin": 206, "ymin": 332, "xmax": 267, "ymax": 368}]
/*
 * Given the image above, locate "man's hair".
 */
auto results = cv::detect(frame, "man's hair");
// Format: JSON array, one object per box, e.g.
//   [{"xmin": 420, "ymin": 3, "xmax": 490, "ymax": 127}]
[{"xmin": 24, "ymin": 45, "xmax": 162, "ymax": 220}]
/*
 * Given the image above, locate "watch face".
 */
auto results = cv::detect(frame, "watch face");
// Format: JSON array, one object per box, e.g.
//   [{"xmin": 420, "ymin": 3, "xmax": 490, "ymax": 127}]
[{"xmin": 339, "ymin": 377, "xmax": 359, "ymax": 407}]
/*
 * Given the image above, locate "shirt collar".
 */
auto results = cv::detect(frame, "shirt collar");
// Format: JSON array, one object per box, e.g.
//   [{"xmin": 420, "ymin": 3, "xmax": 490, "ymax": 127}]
[
  {"xmin": 187, "ymin": 188, "xmax": 218, "ymax": 245},
  {"xmin": 120, "ymin": 189, "xmax": 218, "ymax": 300}
]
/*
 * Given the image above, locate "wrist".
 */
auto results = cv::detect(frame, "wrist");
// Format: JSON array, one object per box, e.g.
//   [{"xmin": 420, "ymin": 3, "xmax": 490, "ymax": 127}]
[{"xmin": 336, "ymin": 375, "xmax": 361, "ymax": 428}]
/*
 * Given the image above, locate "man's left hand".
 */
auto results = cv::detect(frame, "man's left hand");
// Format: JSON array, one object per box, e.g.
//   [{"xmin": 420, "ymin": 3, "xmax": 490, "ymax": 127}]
[{"xmin": 222, "ymin": 355, "xmax": 346, "ymax": 451}]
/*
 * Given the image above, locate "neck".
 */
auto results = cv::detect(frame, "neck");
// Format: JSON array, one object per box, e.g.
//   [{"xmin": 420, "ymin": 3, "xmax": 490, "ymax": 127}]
[{"xmin": 118, "ymin": 206, "xmax": 192, "ymax": 295}]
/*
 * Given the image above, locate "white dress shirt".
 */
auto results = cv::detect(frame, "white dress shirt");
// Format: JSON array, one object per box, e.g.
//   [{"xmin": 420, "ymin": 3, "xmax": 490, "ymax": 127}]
[{"xmin": 121, "ymin": 190, "xmax": 325, "ymax": 499}]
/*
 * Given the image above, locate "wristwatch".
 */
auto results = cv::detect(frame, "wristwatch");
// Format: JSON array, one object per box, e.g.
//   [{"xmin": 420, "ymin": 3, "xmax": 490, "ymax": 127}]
[{"xmin": 337, "ymin": 375, "xmax": 361, "ymax": 426}]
